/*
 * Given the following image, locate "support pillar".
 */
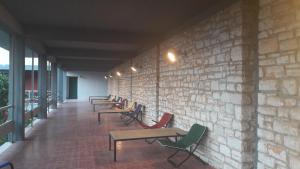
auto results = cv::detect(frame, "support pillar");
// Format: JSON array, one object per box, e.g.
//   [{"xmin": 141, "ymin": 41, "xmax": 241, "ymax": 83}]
[
  {"xmin": 57, "ymin": 68, "xmax": 64, "ymax": 103},
  {"xmin": 38, "ymin": 55, "xmax": 47, "ymax": 119},
  {"xmin": 51, "ymin": 62, "xmax": 57, "ymax": 108},
  {"xmin": 155, "ymin": 44, "xmax": 160, "ymax": 121},
  {"xmin": 10, "ymin": 35, "xmax": 25, "ymax": 141}
]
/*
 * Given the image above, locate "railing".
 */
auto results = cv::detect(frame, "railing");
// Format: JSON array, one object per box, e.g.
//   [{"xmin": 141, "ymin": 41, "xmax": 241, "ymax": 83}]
[{"xmin": 0, "ymin": 105, "xmax": 14, "ymax": 139}]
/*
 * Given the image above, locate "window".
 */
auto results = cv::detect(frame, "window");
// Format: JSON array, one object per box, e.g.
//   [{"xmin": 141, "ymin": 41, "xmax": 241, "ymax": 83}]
[
  {"xmin": 0, "ymin": 28, "xmax": 11, "ymax": 144},
  {"xmin": 24, "ymin": 48, "xmax": 39, "ymax": 127},
  {"xmin": 47, "ymin": 60, "xmax": 52, "ymax": 111}
]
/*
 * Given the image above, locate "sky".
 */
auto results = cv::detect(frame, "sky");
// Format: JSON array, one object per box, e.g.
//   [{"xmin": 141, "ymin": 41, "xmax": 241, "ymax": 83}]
[{"xmin": 0, "ymin": 47, "xmax": 39, "ymax": 66}]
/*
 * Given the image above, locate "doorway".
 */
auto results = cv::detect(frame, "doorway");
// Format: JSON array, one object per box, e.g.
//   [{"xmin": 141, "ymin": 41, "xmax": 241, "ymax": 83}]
[{"xmin": 68, "ymin": 77, "xmax": 78, "ymax": 99}]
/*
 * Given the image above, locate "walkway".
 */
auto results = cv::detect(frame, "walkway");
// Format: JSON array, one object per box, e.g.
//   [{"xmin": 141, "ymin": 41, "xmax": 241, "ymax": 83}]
[{"xmin": 0, "ymin": 102, "xmax": 212, "ymax": 169}]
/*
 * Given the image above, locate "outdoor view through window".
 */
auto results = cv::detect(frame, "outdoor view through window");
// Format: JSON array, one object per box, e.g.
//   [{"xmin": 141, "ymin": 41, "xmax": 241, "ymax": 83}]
[{"xmin": 0, "ymin": 29, "xmax": 10, "ymax": 145}]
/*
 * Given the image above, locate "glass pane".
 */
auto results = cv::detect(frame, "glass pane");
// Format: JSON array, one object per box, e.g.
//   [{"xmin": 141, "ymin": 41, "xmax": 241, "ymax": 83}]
[
  {"xmin": 0, "ymin": 29, "xmax": 10, "ymax": 144},
  {"xmin": 47, "ymin": 61, "xmax": 52, "ymax": 110},
  {"xmin": 33, "ymin": 56, "xmax": 38, "ymax": 110},
  {"xmin": 25, "ymin": 48, "xmax": 34, "ymax": 113},
  {"xmin": 25, "ymin": 49, "xmax": 40, "ymax": 127}
]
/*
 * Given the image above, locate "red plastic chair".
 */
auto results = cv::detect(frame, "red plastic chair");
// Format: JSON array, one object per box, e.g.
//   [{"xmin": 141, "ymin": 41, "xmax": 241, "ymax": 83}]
[{"xmin": 139, "ymin": 112, "xmax": 173, "ymax": 129}]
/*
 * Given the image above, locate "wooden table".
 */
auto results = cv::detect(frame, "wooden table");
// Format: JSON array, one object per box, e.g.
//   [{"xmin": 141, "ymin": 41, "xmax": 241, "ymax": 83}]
[
  {"xmin": 97, "ymin": 108, "xmax": 132, "ymax": 124},
  {"xmin": 89, "ymin": 96, "xmax": 109, "ymax": 103},
  {"xmin": 92, "ymin": 101, "xmax": 120, "ymax": 112},
  {"xmin": 109, "ymin": 128, "xmax": 187, "ymax": 161}
]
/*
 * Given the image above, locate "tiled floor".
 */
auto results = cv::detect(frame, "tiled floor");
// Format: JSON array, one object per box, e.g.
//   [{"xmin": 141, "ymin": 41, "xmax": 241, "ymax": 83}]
[{"xmin": 0, "ymin": 102, "xmax": 213, "ymax": 169}]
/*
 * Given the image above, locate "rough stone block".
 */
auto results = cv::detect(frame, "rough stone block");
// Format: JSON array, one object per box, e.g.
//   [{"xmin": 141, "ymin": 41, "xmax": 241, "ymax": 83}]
[
  {"xmin": 289, "ymin": 155, "xmax": 300, "ymax": 169},
  {"xmin": 273, "ymin": 120, "xmax": 298, "ymax": 136},
  {"xmin": 257, "ymin": 106, "xmax": 277, "ymax": 116},
  {"xmin": 267, "ymin": 144, "xmax": 287, "ymax": 162},
  {"xmin": 281, "ymin": 79, "xmax": 297, "ymax": 95},
  {"xmin": 258, "ymin": 152, "xmax": 275, "ymax": 168},
  {"xmin": 290, "ymin": 107, "xmax": 300, "ymax": 121},
  {"xmin": 264, "ymin": 66, "xmax": 285, "ymax": 78},
  {"xmin": 266, "ymin": 96, "xmax": 284, "ymax": 107},
  {"xmin": 227, "ymin": 137, "xmax": 243, "ymax": 151},
  {"xmin": 284, "ymin": 136, "xmax": 300, "ymax": 153},
  {"xmin": 280, "ymin": 39, "xmax": 298, "ymax": 51},
  {"xmin": 220, "ymin": 144, "xmax": 231, "ymax": 156},
  {"xmin": 259, "ymin": 38, "xmax": 278, "ymax": 54},
  {"xmin": 257, "ymin": 128, "xmax": 274, "ymax": 140},
  {"xmin": 259, "ymin": 80, "xmax": 277, "ymax": 91},
  {"xmin": 231, "ymin": 46, "xmax": 243, "ymax": 61}
]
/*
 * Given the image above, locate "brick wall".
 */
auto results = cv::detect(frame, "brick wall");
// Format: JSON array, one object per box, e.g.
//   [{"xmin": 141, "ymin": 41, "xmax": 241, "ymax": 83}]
[
  {"xmin": 108, "ymin": 0, "xmax": 300, "ymax": 168},
  {"xmin": 257, "ymin": 0, "xmax": 300, "ymax": 169}
]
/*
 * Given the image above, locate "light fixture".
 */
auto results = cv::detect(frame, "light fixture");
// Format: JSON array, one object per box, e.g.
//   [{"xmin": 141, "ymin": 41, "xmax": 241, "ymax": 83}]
[
  {"xmin": 109, "ymin": 75, "xmax": 113, "ymax": 78},
  {"xmin": 104, "ymin": 76, "xmax": 108, "ymax": 79},
  {"xmin": 116, "ymin": 71, "xmax": 121, "ymax": 76},
  {"xmin": 167, "ymin": 51, "xmax": 176, "ymax": 63},
  {"xmin": 131, "ymin": 66, "xmax": 137, "ymax": 72}
]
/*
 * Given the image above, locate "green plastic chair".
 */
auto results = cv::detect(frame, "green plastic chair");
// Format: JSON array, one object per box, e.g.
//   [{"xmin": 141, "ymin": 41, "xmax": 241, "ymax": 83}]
[{"xmin": 158, "ymin": 124, "xmax": 207, "ymax": 167}]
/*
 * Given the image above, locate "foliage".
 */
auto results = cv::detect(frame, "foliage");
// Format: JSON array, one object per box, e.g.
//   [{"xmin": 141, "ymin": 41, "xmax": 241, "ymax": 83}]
[
  {"xmin": 0, "ymin": 73, "xmax": 9, "ymax": 144},
  {"xmin": 0, "ymin": 73, "xmax": 9, "ymax": 125},
  {"xmin": 0, "ymin": 72, "xmax": 9, "ymax": 107}
]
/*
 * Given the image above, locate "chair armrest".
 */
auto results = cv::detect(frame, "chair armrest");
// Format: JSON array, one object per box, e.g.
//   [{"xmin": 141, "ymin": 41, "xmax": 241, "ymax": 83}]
[
  {"xmin": 176, "ymin": 130, "xmax": 187, "ymax": 136},
  {"xmin": 152, "ymin": 120, "xmax": 159, "ymax": 124}
]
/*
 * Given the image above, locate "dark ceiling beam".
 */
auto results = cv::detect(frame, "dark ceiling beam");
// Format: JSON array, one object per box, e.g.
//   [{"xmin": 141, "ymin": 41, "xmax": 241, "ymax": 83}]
[
  {"xmin": 56, "ymin": 56, "xmax": 125, "ymax": 61},
  {"xmin": 59, "ymin": 61, "xmax": 118, "ymax": 72},
  {"xmin": 57, "ymin": 58, "xmax": 121, "ymax": 65},
  {"xmin": 24, "ymin": 26, "xmax": 159, "ymax": 44},
  {"xmin": 0, "ymin": 3, "xmax": 23, "ymax": 34},
  {"xmin": 48, "ymin": 48, "xmax": 136, "ymax": 58}
]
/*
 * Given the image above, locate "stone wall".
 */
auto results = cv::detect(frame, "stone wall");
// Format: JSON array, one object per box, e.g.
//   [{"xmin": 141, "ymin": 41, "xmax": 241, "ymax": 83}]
[
  {"xmin": 108, "ymin": 0, "xmax": 300, "ymax": 168},
  {"xmin": 257, "ymin": 0, "xmax": 300, "ymax": 169},
  {"xmin": 108, "ymin": 1, "xmax": 259, "ymax": 168},
  {"xmin": 108, "ymin": 49, "xmax": 158, "ymax": 123}
]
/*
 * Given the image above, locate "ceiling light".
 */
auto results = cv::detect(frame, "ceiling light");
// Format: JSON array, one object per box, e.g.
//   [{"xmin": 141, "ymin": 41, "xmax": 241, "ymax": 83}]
[
  {"xmin": 116, "ymin": 71, "xmax": 121, "ymax": 76},
  {"xmin": 167, "ymin": 51, "xmax": 176, "ymax": 63},
  {"xmin": 131, "ymin": 66, "xmax": 137, "ymax": 72}
]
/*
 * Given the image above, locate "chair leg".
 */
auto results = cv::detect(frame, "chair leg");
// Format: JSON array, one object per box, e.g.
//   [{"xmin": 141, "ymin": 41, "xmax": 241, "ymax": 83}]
[
  {"xmin": 167, "ymin": 150, "xmax": 192, "ymax": 168},
  {"xmin": 145, "ymin": 138, "xmax": 157, "ymax": 144}
]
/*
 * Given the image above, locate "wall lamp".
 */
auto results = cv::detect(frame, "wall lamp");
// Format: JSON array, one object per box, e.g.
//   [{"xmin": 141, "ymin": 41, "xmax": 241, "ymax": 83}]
[
  {"xmin": 116, "ymin": 71, "xmax": 122, "ymax": 76},
  {"xmin": 165, "ymin": 48, "xmax": 186, "ymax": 63},
  {"xmin": 104, "ymin": 74, "xmax": 113, "ymax": 79},
  {"xmin": 131, "ymin": 66, "xmax": 137, "ymax": 72}
]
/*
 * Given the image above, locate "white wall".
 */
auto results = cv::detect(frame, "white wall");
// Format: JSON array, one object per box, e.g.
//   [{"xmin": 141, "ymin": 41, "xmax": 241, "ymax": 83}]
[{"xmin": 66, "ymin": 71, "xmax": 107, "ymax": 101}]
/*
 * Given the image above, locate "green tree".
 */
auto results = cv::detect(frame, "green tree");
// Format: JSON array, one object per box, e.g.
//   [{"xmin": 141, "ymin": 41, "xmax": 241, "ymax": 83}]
[{"xmin": 0, "ymin": 73, "xmax": 8, "ymax": 124}]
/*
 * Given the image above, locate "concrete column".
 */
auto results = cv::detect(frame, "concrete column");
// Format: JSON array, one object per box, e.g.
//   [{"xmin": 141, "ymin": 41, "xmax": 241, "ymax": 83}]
[
  {"xmin": 10, "ymin": 35, "xmax": 25, "ymax": 141},
  {"xmin": 57, "ymin": 68, "xmax": 64, "ymax": 103},
  {"xmin": 155, "ymin": 44, "xmax": 160, "ymax": 120},
  {"xmin": 51, "ymin": 62, "xmax": 57, "ymax": 108},
  {"xmin": 38, "ymin": 55, "xmax": 47, "ymax": 119}
]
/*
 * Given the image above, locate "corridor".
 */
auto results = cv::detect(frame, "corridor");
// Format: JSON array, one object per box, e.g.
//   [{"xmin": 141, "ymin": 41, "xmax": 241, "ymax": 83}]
[{"xmin": 0, "ymin": 102, "xmax": 210, "ymax": 169}]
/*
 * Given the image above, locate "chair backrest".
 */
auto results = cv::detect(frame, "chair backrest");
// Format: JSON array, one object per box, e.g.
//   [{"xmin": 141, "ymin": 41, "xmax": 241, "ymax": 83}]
[
  {"xmin": 121, "ymin": 99, "xmax": 128, "ymax": 109},
  {"xmin": 116, "ymin": 97, "xmax": 122, "ymax": 102},
  {"xmin": 153, "ymin": 112, "xmax": 173, "ymax": 128},
  {"xmin": 133, "ymin": 104, "xmax": 143, "ymax": 114},
  {"xmin": 178, "ymin": 124, "xmax": 206, "ymax": 148},
  {"xmin": 111, "ymin": 96, "xmax": 116, "ymax": 102}
]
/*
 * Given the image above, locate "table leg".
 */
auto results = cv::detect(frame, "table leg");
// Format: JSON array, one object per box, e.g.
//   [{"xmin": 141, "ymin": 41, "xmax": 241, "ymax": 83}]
[
  {"xmin": 98, "ymin": 113, "xmax": 101, "ymax": 124},
  {"xmin": 114, "ymin": 140, "xmax": 117, "ymax": 161},
  {"xmin": 109, "ymin": 134, "xmax": 111, "ymax": 150}
]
